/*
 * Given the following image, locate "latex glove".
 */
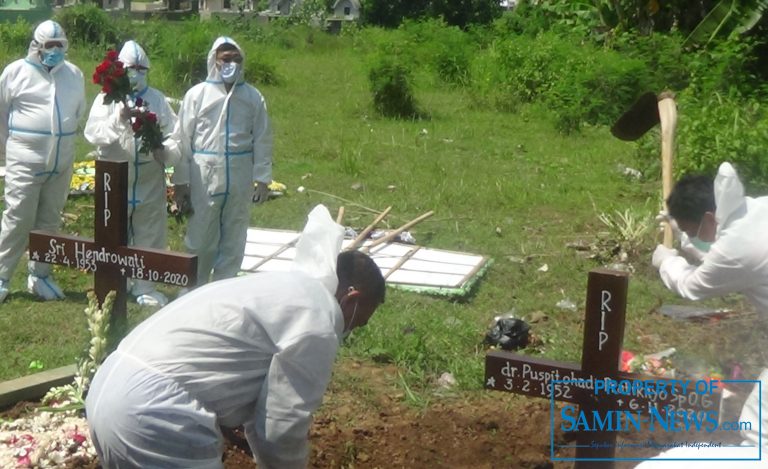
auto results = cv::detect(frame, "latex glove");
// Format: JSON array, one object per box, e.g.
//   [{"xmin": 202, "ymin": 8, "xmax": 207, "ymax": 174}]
[
  {"xmin": 656, "ymin": 210, "xmax": 682, "ymax": 240},
  {"xmin": 119, "ymin": 103, "xmax": 140, "ymax": 121},
  {"xmin": 652, "ymin": 244, "xmax": 678, "ymax": 269},
  {"xmin": 657, "ymin": 211, "xmax": 705, "ymax": 263},
  {"xmin": 678, "ymin": 233, "xmax": 706, "ymax": 263},
  {"xmin": 151, "ymin": 146, "xmax": 167, "ymax": 165},
  {"xmin": 172, "ymin": 184, "xmax": 193, "ymax": 216},
  {"xmin": 252, "ymin": 181, "xmax": 269, "ymax": 204}
]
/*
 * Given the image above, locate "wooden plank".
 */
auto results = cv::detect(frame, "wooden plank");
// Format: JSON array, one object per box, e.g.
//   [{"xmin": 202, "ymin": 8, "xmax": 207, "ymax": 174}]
[
  {"xmin": 0, "ymin": 365, "xmax": 76, "ymax": 409},
  {"xmin": 485, "ymin": 351, "xmax": 721, "ymax": 415},
  {"xmin": 29, "ymin": 233, "xmax": 196, "ymax": 287}
]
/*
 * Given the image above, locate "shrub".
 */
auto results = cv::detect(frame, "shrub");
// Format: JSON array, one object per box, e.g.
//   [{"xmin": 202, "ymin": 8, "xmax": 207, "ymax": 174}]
[
  {"xmin": 675, "ymin": 90, "xmax": 768, "ymax": 191},
  {"xmin": 631, "ymin": 35, "xmax": 768, "ymax": 189},
  {"xmin": 149, "ymin": 19, "xmax": 215, "ymax": 90},
  {"xmin": 471, "ymin": 32, "xmax": 575, "ymax": 113},
  {"xmin": 611, "ymin": 31, "xmax": 691, "ymax": 92},
  {"xmin": 368, "ymin": 53, "xmax": 419, "ymax": 118},
  {"xmin": 0, "ymin": 19, "xmax": 31, "ymax": 53},
  {"xmin": 55, "ymin": 5, "xmax": 119, "ymax": 47},
  {"xmin": 545, "ymin": 49, "xmax": 650, "ymax": 133},
  {"xmin": 240, "ymin": 45, "xmax": 282, "ymax": 86},
  {"xmin": 686, "ymin": 35, "xmax": 761, "ymax": 97},
  {"xmin": 399, "ymin": 18, "xmax": 474, "ymax": 86}
]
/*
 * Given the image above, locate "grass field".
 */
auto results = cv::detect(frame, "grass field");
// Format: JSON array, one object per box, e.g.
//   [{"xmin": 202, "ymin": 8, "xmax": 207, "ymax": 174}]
[{"xmin": 1, "ymin": 21, "xmax": 765, "ymax": 399}]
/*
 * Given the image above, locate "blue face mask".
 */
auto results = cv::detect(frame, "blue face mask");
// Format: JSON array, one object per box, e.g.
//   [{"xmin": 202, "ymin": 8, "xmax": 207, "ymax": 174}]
[
  {"xmin": 127, "ymin": 69, "xmax": 148, "ymax": 91},
  {"xmin": 691, "ymin": 237, "xmax": 713, "ymax": 253},
  {"xmin": 41, "ymin": 47, "xmax": 64, "ymax": 68},
  {"xmin": 691, "ymin": 218, "xmax": 714, "ymax": 252}
]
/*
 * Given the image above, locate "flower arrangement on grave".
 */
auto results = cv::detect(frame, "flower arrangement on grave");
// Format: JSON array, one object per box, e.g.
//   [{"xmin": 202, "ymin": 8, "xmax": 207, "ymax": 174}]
[
  {"xmin": 41, "ymin": 291, "xmax": 114, "ymax": 410},
  {"xmin": 70, "ymin": 160, "xmax": 96, "ymax": 194},
  {"xmin": 0, "ymin": 412, "xmax": 95, "ymax": 467},
  {"xmin": 0, "ymin": 292, "xmax": 113, "ymax": 467},
  {"xmin": 620, "ymin": 350, "xmax": 673, "ymax": 377},
  {"xmin": 92, "ymin": 50, "xmax": 164, "ymax": 154}
]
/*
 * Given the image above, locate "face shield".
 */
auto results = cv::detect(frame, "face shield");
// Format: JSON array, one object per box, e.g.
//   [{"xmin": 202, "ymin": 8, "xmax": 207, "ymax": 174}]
[
  {"xmin": 32, "ymin": 20, "xmax": 69, "ymax": 67},
  {"xmin": 119, "ymin": 40, "xmax": 151, "ymax": 91}
]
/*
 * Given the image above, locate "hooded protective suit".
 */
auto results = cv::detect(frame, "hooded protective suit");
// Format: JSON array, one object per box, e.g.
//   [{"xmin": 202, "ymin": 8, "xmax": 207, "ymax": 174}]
[
  {"xmin": 84, "ymin": 40, "xmax": 180, "ymax": 303},
  {"xmin": 86, "ymin": 205, "xmax": 345, "ymax": 469},
  {"xmin": 657, "ymin": 162, "xmax": 768, "ymax": 312},
  {"xmin": 0, "ymin": 20, "xmax": 85, "ymax": 294},
  {"xmin": 170, "ymin": 36, "xmax": 273, "ymax": 285},
  {"xmin": 645, "ymin": 162, "xmax": 768, "ymax": 467}
]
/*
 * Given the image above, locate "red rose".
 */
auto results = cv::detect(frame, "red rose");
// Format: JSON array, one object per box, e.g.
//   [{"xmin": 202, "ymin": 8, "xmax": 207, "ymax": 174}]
[
  {"xmin": 103, "ymin": 83, "xmax": 113, "ymax": 94},
  {"xmin": 96, "ymin": 62, "xmax": 110, "ymax": 74},
  {"xmin": 114, "ymin": 67, "xmax": 126, "ymax": 77},
  {"xmin": 106, "ymin": 49, "xmax": 119, "ymax": 61},
  {"xmin": 146, "ymin": 112, "xmax": 157, "ymax": 124},
  {"xmin": 132, "ymin": 118, "xmax": 143, "ymax": 133},
  {"xmin": 92, "ymin": 73, "xmax": 100, "ymax": 84}
]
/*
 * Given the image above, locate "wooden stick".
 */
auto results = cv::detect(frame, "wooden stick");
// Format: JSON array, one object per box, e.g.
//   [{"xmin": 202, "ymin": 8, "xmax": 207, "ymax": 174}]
[
  {"xmin": 304, "ymin": 188, "xmax": 382, "ymax": 215},
  {"xmin": 248, "ymin": 237, "xmax": 299, "ymax": 271},
  {"xmin": 384, "ymin": 246, "xmax": 421, "ymax": 279},
  {"xmin": 658, "ymin": 93, "xmax": 677, "ymax": 248},
  {"xmin": 361, "ymin": 211, "xmax": 434, "ymax": 253},
  {"xmin": 336, "ymin": 206, "xmax": 345, "ymax": 225},
  {"xmin": 345, "ymin": 206, "xmax": 392, "ymax": 251}
]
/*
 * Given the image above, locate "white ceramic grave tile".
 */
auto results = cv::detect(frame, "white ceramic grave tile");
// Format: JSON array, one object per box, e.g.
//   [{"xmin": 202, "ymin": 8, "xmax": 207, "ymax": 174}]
[{"xmin": 240, "ymin": 228, "xmax": 490, "ymax": 296}]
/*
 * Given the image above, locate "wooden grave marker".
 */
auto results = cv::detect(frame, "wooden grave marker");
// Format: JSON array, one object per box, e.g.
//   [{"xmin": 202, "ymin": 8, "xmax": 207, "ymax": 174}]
[
  {"xmin": 485, "ymin": 268, "xmax": 721, "ymax": 468},
  {"xmin": 28, "ymin": 160, "xmax": 197, "ymax": 337}
]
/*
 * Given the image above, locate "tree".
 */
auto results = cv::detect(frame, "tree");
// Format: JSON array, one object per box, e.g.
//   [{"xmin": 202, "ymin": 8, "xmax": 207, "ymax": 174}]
[
  {"xmin": 361, "ymin": 0, "xmax": 501, "ymax": 28},
  {"xmin": 429, "ymin": 0, "xmax": 503, "ymax": 28}
]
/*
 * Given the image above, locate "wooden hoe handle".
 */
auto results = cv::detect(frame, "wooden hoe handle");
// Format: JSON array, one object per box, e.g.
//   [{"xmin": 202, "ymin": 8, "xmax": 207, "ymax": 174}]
[{"xmin": 658, "ymin": 94, "xmax": 677, "ymax": 248}]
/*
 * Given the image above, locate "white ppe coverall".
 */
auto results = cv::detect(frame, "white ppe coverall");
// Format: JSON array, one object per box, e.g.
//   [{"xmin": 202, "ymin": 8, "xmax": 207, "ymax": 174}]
[
  {"xmin": 170, "ymin": 36, "xmax": 272, "ymax": 285},
  {"xmin": 0, "ymin": 21, "xmax": 85, "ymax": 284},
  {"xmin": 656, "ymin": 162, "xmax": 768, "ymax": 312},
  {"xmin": 86, "ymin": 205, "xmax": 344, "ymax": 469},
  {"xmin": 644, "ymin": 163, "xmax": 768, "ymax": 466},
  {"xmin": 84, "ymin": 40, "xmax": 180, "ymax": 299}
]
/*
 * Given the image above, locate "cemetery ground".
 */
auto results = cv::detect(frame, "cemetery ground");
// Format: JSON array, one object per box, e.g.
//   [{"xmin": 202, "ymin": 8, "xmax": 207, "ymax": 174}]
[{"xmin": 1, "ymin": 22, "xmax": 767, "ymax": 467}]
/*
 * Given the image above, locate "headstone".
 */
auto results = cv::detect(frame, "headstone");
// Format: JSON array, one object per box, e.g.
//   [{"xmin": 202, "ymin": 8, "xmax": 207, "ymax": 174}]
[
  {"xmin": 29, "ymin": 161, "xmax": 197, "ymax": 340},
  {"xmin": 485, "ymin": 269, "xmax": 722, "ymax": 468}
]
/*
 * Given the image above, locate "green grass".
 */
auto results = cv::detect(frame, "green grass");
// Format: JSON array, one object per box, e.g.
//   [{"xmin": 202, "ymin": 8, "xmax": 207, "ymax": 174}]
[{"xmin": 0, "ymin": 21, "xmax": 761, "ymax": 397}]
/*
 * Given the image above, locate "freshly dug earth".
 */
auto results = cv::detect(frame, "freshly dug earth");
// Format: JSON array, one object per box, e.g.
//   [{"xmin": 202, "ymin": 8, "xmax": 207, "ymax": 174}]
[
  {"xmin": 223, "ymin": 359, "xmax": 567, "ymax": 469},
  {"xmin": 5, "ymin": 358, "xmax": 747, "ymax": 469},
  {"xmin": 225, "ymin": 360, "xmax": 745, "ymax": 468}
]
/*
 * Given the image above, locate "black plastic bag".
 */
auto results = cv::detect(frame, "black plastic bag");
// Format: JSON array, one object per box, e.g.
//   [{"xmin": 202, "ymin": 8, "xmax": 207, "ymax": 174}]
[{"xmin": 484, "ymin": 316, "xmax": 530, "ymax": 350}]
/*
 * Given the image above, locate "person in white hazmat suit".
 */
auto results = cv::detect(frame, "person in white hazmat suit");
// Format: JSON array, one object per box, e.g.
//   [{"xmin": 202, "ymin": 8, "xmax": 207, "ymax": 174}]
[
  {"xmin": 0, "ymin": 20, "xmax": 85, "ymax": 303},
  {"xmin": 84, "ymin": 40, "xmax": 181, "ymax": 307},
  {"xmin": 85, "ymin": 204, "xmax": 386, "ymax": 468},
  {"xmin": 170, "ymin": 36, "xmax": 272, "ymax": 287},
  {"xmin": 641, "ymin": 161, "xmax": 768, "ymax": 466}
]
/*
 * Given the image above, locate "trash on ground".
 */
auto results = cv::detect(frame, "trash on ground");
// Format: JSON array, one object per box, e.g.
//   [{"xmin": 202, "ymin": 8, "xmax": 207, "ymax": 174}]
[
  {"xmin": 555, "ymin": 299, "xmax": 577, "ymax": 312},
  {"xmin": 484, "ymin": 315, "xmax": 530, "ymax": 350},
  {"xmin": 437, "ymin": 372, "xmax": 457, "ymax": 389},
  {"xmin": 659, "ymin": 304, "xmax": 737, "ymax": 321}
]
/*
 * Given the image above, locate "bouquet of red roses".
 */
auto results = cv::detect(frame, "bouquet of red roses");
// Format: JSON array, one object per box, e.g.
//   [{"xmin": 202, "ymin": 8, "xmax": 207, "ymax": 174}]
[
  {"xmin": 92, "ymin": 50, "xmax": 131, "ymax": 105},
  {"xmin": 131, "ymin": 97, "xmax": 165, "ymax": 154},
  {"xmin": 92, "ymin": 51, "xmax": 164, "ymax": 154}
]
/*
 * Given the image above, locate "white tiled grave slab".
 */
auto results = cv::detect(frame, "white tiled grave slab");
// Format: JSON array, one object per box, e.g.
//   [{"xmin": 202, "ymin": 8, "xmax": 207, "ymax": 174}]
[{"xmin": 241, "ymin": 228, "xmax": 491, "ymax": 296}]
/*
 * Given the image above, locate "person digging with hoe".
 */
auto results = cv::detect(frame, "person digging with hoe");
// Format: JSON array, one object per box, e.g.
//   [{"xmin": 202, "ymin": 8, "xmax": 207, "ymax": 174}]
[
  {"xmin": 85, "ymin": 205, "xmax": 385, "ymax": 468},
  {"xmin": 641, "ymin": 161, "xmax": 768, "ymax": 467}
]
